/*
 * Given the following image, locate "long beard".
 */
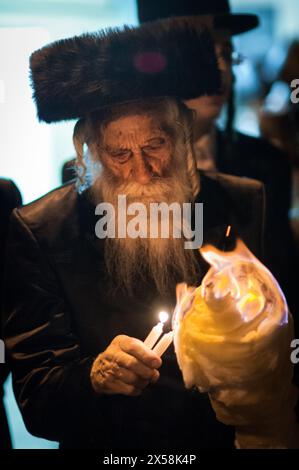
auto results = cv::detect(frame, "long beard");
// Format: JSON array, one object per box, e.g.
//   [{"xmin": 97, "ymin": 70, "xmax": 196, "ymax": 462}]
[{"xmin": 91, "ymin": 165, "xmax": 199, "ymax": 297}]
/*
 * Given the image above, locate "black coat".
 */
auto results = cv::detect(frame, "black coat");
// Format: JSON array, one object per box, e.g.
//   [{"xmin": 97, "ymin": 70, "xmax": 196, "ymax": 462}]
[
  {"xmin": 0, "ymin": 178, "xmax": 22, "ymax": 449},
  {"xmin": 2, "ymin": 172, "xmax": 264, "ymax": 449}
]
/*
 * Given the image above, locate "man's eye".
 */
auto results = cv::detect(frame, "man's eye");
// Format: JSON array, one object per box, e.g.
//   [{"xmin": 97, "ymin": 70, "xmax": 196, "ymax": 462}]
[
  {"xmin": 143, "ymin": 138, "xmax": 165, "ymax": 152},
  {"xmin": 111, "ymin": 150, "xmax": 131, "ymax": 160},
  {"xmin": 143, "ymin": 145, "xmax": 160, "ymax": 152}
]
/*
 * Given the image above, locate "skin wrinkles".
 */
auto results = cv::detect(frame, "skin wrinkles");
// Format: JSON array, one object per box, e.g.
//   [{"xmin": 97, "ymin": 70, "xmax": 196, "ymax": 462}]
[
  {"xmin": 98, "ymin": 115, "xmax": 173, "ymax": 184},
  {"xmin": 89, "ymin": 104, "xmax": 199, "ymax": 297}
]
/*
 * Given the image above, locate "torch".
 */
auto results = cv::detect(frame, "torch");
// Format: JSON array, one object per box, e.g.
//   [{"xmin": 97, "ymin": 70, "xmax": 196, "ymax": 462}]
[{"xmin": 172, "ymin": 237, "xmax": 299, "ymax": 448}]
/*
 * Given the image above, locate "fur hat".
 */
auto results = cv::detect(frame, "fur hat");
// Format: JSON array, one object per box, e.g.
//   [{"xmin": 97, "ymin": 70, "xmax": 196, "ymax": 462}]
[{"xmin": 30, "ymin": 17, "xmax": 221, "ymax": 123}]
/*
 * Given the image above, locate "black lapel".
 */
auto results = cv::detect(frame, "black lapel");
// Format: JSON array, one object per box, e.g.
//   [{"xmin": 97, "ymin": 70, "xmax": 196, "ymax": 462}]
[
  {"xmin": 196, "ymin": 172, "xmax": 236, "ymax": 250},
  {"xmin": 77, "ymin": 187, "xmax": 105, "ymax": 259}
]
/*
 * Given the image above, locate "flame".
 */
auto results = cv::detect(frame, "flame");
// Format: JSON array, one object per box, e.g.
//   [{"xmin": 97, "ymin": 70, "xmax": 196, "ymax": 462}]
[
  {"xmin": 158, "ymin": 311, "xmax": 169, "ymax": 323},
  {"xmin": 173, "ymin": 239, "xmax": 288, "ymax": 329},
  {"xmin": 172, "ymin": 283, "xmax": 198, "ymax": 330},
  {"xmin": 200, "ymin": 239, "xmax": 288, "ymax": 325},
  {"xmin": 173, "ymin": 238, "xmax": 292, "ymax": 401}
]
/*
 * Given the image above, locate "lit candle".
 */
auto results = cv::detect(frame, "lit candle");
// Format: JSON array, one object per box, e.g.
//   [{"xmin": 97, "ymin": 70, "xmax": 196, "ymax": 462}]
[
  {"xmin": 144, "ymin": 311, "xmax": 169, "ymax": 349},
  {"xmin": 152, "ymin": 331, "xmax": 174, "ymax": 357}
]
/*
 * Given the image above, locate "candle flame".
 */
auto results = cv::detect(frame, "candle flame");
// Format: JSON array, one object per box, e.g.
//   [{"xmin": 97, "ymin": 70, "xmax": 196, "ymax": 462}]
[
  {"xmin": 159, "ymin": 311, "xmax": 169, "ymax": 323},
  {"xmin": 172, "ymin": 238, "xmax": 288, "ymax": 329},
  {"xmin": 200, "ymin": 239, "xmax": 288, "ymax": 324},
  {"xmin": 173, "ymin": 238, "xmax": 292, "ymax": 398}
]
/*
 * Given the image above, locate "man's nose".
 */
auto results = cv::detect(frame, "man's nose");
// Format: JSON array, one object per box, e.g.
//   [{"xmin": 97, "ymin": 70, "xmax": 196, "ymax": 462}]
[{"xmin": 133, "ymin": 151, "xmax": 152, "ymax": 184}]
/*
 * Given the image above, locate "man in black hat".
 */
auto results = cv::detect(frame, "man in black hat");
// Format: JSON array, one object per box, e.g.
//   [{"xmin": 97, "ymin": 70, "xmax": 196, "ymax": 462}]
[
  {"xmin": 137, "ymin": 0, "xmax": 297, "ymax": 319},
  {"xmin": 3, "ymin": 17, "xmax": 297, "ymax": 449}
]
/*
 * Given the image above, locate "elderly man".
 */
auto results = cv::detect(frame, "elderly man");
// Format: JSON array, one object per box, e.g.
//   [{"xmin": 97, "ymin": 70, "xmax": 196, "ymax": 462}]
[{"xmin": 2, "ymin": 18, "xmax": 268, "ymax": 449}]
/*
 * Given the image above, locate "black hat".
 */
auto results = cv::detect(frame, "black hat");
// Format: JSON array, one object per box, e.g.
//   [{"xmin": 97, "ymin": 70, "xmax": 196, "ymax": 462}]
[
  {"xmin": 30, "ymin": 17, "xmax": 221, "ymax": 123},
  {"xmin": 137, "ymin": 0, "xmax": 259, "ymax": 35}
]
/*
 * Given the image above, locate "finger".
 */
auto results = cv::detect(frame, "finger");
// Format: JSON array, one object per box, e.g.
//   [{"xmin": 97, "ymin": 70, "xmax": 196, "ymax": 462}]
[
  {"xmin": 115, "ymin": 367, "xmax": 149, "ymax": 389},
  {"xmin": 149, "ymin": 369, "xmax": 160, "ymax": 383},
  {"xmin": 101, "ymin": 347, "xmax": 157, "ymax": 381},
  {"xmin": 116, "ymin": 350, "xmax": 160, "ymax": 381},
  {"xmin": 105, "ymin": 379, "xmax": 142, "ymax": 397},
  {"xmin": 118, "ymin": 364, "xmax": 159, "ymax": 386},
  {"xmin": 117, "ymin": 336, "xmax": 162, "ymax": 368}
]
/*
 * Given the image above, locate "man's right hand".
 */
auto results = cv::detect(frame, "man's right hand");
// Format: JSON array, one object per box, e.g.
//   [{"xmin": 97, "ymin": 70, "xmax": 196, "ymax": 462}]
[{"xmin": 90, "ymin": 335, "xmax": 162, "ymax": 396}]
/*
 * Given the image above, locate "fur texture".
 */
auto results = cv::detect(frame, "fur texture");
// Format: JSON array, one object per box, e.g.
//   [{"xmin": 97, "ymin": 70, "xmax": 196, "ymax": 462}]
[{"xmin": 30, "ymin": 17, "xmax": 221, "ymax": 123}]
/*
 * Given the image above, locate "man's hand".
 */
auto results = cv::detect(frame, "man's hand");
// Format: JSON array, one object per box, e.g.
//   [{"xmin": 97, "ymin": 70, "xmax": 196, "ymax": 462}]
[{"xmin": 90, "ymin": 335, "xmax": 162, "ymax": 396}]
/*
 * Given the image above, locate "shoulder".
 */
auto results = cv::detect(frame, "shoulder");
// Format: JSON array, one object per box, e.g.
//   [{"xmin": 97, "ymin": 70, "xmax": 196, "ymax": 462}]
[
  {"xmin": 232, "ymin": 131, "xmax": 286, "ymax": 163},
  {"xmin": 229, "ymin": 131, "xmax": 291, "ymax": 194},
  {"xmin": 0, "ymin": 178, "xmax": 22, "ymax": 212},
  {"xmin": 16, "ymin": 183, "xmax": 77, "ymax": 225},
  {"xmin": 200, "ymin": 171, "xmax": 264, "ymax": 224},
  {"xmin": 200, "ymin": 171, "xmax": 264, "ymax": 200},
  {"xmin": 11, "ymin": 183, "xmax": 80, "ymax": 247},
  {"xmin": 199, "ymin": 171, "xmax": 265, "ymax": 257},
  {"xmin": 217, "ymin": 129, "xmax": 290, "ymax": 186}
]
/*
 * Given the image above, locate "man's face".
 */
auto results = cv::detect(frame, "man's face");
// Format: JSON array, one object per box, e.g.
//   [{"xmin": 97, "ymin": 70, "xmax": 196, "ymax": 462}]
[
  {"xmin": 98, "ymin": 114, "xmax": 173, "ymax": 185},
  {"xmin": 90, "ymin": 107, "xmax": 198, "ymax": 296},
  {"xmin": 185, "ymin": 30, "xmax": 233, "ymax": 122}
]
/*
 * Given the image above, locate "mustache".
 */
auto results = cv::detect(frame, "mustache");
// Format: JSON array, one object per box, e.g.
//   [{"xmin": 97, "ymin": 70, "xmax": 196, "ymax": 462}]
[
  {"xmin": 95, "ymin": 166, "xmax": 193, "ymax": 206},
  {"xmin": 96, "ymin": 168, "xmax": 199, "ymax": 297},
  {"xmin": 115, "ymin": 179, "xmax": 181, "ymax": 201}
]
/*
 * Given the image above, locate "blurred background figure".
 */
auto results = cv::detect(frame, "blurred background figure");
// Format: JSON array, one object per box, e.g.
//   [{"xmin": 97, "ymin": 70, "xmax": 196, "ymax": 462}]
[
  {"xmin": 260, "ymin": 40, "xmax": 299, "ymax": 246},
  {"xmin": 259, "ymin": 41, "xmax": 299, "ymax": 165},
  {"xmin": 1, "ymin": 0, "xmax": 299, "ymax": 449},
  {"xmin": 0, "ymin": 179, "xmax": 22, "ymax": 449}
]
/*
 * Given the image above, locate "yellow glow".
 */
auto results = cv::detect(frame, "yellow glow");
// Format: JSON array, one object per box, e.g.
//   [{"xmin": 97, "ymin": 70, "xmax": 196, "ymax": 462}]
[{"xmin": 159, "ymin": 311, "xmax": 169, "ymax": 323}]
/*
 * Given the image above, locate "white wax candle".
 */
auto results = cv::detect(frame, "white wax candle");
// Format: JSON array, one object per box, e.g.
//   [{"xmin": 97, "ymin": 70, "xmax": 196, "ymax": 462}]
[
  {"xmin": 144, "ymin": 322, "xmax": 164, "ymax": 349},
  {"xmin": 152, "ymin": 331, "xmax": 174, "ymax": 357},
  {"xmin": 144, "ymin": 311, "xmax": 169, "ymax": 349}
]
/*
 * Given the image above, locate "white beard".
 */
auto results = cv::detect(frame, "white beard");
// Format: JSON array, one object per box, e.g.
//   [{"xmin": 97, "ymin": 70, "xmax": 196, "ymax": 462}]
[{"xmin": 91, "ymin": 167, "xmax": 200, "ymax": 296}]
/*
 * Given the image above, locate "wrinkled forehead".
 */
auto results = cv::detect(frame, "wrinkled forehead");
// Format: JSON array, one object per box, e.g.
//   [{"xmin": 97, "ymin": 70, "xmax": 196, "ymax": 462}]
[
  {"xmin": 103, "ymin": 114, "xmax": 162, "ymax": 137},
  {"xmin": 91, "ymin": 99, "xmax": 166, "ymax": 127},
  {"xmin": 90, "ymin": 99, "xmax": 178, "ymax": 143}
]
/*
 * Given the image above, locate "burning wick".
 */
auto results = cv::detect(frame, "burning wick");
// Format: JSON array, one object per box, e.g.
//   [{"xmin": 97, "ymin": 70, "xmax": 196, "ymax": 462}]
[
  {"xmin": 144, "ymin": 311, "xmax": 168, "ymax": 349},
  {"xmin": 226, "ymin": 225, "xmax": 231, "ymax": 238},
  {"xmin": 144, "ymin": 311, "xmax": 173, "ymax": 356},
  {"xmin": 222, "ymin": 224, "xmax": 232, "ymax": 251}
]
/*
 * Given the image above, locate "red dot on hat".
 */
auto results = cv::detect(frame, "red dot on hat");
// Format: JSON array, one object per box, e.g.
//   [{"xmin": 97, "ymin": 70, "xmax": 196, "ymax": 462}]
[{"xmin": 134, "ymin": 52, "xmax": 167, "ymax": 74}]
